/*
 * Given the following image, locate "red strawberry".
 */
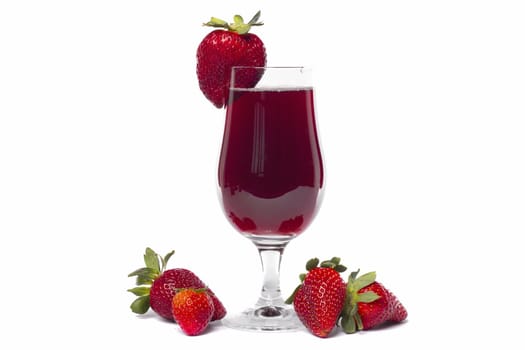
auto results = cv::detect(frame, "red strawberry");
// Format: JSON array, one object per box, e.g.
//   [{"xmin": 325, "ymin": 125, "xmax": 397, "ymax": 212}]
[
  {"xmin": 341, "ymin": 270, "xmax": 408, "ymax": 333},
  {"xmin": 285, "ymin": 258, "xmax": 347, "ymax": 337},
  {"xmin": 172, "ymin": 288, "xmax": 214, "ymax": 336},
  {"xmin": 196, "ymin": 11, "xmax": 266, "ymax": 108},
  {"xmin": 127, "ymin": 247, "xmax": 226, "ymax": 321}
]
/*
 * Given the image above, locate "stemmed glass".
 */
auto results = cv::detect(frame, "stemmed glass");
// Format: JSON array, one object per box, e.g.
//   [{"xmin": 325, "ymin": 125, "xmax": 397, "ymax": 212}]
[{"xmin": 217, "ymin": 66, "xmax": 324, "ymax": 331}]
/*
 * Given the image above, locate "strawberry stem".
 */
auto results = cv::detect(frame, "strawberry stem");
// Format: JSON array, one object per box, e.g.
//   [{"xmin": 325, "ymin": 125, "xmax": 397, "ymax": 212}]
[{"xmin": 203, "ymin": 10, "xmax": 264, "ymax": 35}]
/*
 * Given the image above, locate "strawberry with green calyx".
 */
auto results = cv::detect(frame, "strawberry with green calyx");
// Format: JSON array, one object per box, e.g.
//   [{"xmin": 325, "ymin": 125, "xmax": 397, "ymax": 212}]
[
  {"xmin": 341, "ymin": 270, "xmax": 408, "ymax": 334},
  {"xmin": 127, "ymin": 247, "xmax": 226, "ymax": 321},
  {"xmin": 172, "ymin": 288, "xmax": 215, "ymax": 336},
  {"xmin": 196, "ymin": 10, "xmax": 266, "ymax": 108},
  {"xmin": 285, "ymin": 257, "xmax": 347, "ymax": 338}
]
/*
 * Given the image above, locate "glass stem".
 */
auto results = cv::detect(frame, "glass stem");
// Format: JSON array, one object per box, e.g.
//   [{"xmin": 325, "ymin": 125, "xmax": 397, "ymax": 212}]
[{"xmin": 254, "ymin": 243, "xmax": 288, "ymax": 316}]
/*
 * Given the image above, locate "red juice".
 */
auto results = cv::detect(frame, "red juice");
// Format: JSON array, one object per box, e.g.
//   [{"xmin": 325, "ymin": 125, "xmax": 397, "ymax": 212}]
[{"xmin": 218, "ymin": 87, "xmax": 324, "ymax": 236}]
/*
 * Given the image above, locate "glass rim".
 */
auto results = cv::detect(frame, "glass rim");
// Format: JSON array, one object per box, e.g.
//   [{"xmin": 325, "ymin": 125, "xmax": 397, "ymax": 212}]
[{"xmin": 229, "ymin": 65, "xmax": 313, "ymax": 89}]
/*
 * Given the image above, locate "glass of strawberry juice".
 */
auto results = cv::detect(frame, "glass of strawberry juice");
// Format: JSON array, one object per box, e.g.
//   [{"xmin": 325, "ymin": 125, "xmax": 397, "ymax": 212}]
[{"xmin": 218, "ymin": 66, "xmax": 324, "ymax": 331}]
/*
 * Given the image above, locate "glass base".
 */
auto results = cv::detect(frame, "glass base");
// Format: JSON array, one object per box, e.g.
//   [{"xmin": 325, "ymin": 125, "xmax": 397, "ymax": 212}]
[
  {"xmin": 222, "ymin": 234, "xmax": 301, "ymax": 331},
  {"xmin": 222, "ymin": 304, "xmax": 302, "ymax": 332}
]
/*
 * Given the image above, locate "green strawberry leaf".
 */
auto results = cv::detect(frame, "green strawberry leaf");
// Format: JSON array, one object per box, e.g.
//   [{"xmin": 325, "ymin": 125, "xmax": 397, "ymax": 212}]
[
  {"xmin": 135, "ymin": 274, "xmax": 154, "ymax": 286},
  {"xmin": 127, "ymin": 267, "xmax": 157, "ymax": 278},
  {"xmin": 356, "ymin": 291, "xmax": 380, "ymax": 303},
  {"xmin": 128, "ymin": 267, "xmax": 157, "ymax": 286},
  {"xmin": 144, "ymin": 247, "xmax": 160, "ymax": 273},
  {"xmin": 247, "ymin": 10, "xmax": 261, "ymax": 25},
  {"xmin": 355, "ymin": 314, "xmax": 364, "ymax": 331},
  {"xmin": 127, "ymin": 286, "xmax": 150, "ymax": 297},
  {"xmin": 285, "ymin": 284, "xmax": 302, "ymax": 305},
  {"xmin": 349, "ymin": 269, "xmax": 360, "ymax": 281},
  {"xmin": 161, "ymin": 250, "xmax": 175, "ymax": 271},
  {"xmin": 233, "ymin": 15, "xmax": 244, "ymax": 24},
  {"xmin": 299, "ymin": 273, "xmax": 306, "ymax": 282},
  {"xmin": 320, "ymin": 257, "xmax": 346, "ymax": 272},
  {"xmin": 130, "ymin": 295, "xmax": 150, "ymax": 314},
  {"xmin": 341, "ymin": 312, "xmax": 356, "ymax": 334},
  {"xmin": 334, "ymin": 264, "xmax": 347, "ymax": 273},
  {"xmin": 329, "ymin": 257, "xmax": 341, "ymax": 265},
  {"xmin": 203, "ymin": 11, "xmax": 263, "ymax": 35},
  {"xmin": 205, "ymin": 17, "xmax": 227, "ymax": 27},
  {"xmin": 353, "ymin": 271, "xmax": 376, "ymax": 291},
  {"xmin": 320, "ymin": 261, "xmax": 335, "ymax": 268},
  {"xmin": 306, "ymin": 258, "xmax": 319, "ymax": 271}
]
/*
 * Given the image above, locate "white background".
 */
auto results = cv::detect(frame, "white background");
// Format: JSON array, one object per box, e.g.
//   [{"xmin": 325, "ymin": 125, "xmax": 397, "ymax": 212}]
[{"xmin": 1, "ymin": 0, "xmax": 524, "ymax": 348}]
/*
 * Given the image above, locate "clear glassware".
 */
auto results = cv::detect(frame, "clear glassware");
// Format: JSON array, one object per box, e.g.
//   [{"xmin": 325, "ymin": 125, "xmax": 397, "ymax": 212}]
[{"xmin": 217, "ymin": 66, "xmax": 324, "ymax": 331}]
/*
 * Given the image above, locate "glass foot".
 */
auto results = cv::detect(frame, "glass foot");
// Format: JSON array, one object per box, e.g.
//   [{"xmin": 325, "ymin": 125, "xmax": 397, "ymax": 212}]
[{"xmin": 222, "ymin": 305, "xmax": 302, "ymax": 332}]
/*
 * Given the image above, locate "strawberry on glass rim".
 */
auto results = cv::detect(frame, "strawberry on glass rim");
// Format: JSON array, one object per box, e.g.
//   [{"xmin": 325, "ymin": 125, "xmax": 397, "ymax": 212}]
[{"xmin": 196, "ymin": 10, "xmax": 267, "ymax": 108}]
